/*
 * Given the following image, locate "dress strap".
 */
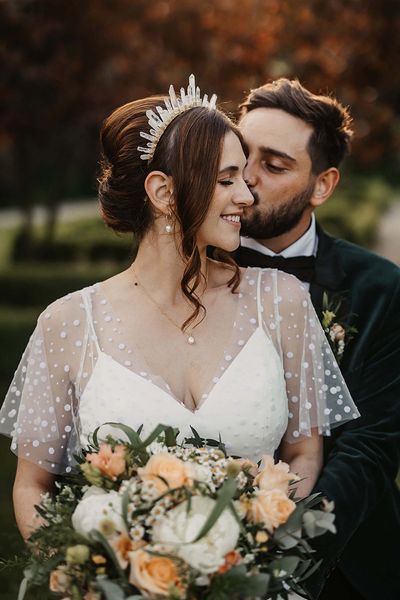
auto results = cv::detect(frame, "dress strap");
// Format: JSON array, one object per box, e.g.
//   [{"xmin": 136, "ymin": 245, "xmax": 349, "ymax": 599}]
[
  {"xmin": 81, "ymin": 288, "xmax": 101, "ymax": 353},
  {"xmin": 256, "ymin": 269, "xmax": 263, "ymax": 328}
]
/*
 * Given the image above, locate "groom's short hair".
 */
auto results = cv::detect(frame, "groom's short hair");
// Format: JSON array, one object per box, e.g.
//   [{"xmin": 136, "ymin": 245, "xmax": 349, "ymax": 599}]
[{"xmin": 240, "ymin": 78, "xmax": 354, "ymax": 174}]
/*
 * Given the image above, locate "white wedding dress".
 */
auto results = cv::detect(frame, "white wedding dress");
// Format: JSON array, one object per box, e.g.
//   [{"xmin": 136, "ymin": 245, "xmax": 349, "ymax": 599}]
[
  {"xmin": 0, "ymin": 267, "xmax": 359, "ymax": 600},
  {"xmin": 0, "ymin": 267, "xmax": 359, "ymax": 474}
]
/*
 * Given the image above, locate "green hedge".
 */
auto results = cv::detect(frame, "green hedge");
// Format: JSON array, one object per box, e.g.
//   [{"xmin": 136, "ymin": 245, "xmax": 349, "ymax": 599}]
[
  {"xmin": 316, "ymin": 175, "xmax": 392, "ymax": 247},
  {"xmin": 0, "ymin": 265, "xmax": 121, "ymax": 307},
  {"xmin": 0, "ymin": 307, "xmax": 39, "ymax": 384}
]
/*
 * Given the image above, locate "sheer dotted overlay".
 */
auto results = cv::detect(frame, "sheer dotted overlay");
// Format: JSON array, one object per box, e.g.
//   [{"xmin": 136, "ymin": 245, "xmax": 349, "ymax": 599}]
[{"xmin": 0, "ymin": 268, "xmax": 359, "ymax": 474}]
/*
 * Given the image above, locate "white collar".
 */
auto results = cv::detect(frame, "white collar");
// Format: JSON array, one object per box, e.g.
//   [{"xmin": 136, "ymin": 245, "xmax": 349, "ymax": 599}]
[{"xmin": 240, "ymin": 214, "xmax": 318, "ymax": 258}]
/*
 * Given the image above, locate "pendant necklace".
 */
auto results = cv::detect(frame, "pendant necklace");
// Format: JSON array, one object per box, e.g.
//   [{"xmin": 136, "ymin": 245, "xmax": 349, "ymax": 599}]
[{"xmin": 131, "ymin": 266, "xmax": 202, "ymax": 345}]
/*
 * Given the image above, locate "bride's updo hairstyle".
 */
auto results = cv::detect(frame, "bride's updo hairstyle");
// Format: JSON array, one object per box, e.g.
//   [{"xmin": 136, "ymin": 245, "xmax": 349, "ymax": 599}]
[{"xmin": 98, "ymin": 96, "xmax": 243, "ymax": 330}]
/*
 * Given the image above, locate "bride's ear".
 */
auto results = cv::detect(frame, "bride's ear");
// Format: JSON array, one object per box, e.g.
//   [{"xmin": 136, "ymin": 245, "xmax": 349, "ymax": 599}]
[{"xmin": 144, "ymin": 171, "xmax": 174, "ymax": 215}]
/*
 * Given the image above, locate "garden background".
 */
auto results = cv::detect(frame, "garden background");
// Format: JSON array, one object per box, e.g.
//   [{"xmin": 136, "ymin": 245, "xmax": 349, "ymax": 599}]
[{"xmin": 0, "ymin": 0, "xmax": 399, "ymax": 597}]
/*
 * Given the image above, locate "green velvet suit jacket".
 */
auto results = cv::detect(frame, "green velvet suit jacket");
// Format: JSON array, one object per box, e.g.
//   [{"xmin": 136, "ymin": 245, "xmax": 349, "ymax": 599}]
[{"xmin": 235, "ymin": 225, "xmax": 400, "ymax": 599}]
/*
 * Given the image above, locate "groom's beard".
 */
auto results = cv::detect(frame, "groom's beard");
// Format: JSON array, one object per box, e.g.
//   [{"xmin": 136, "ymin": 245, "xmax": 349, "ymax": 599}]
[{"xmin": 241, "ymin": 181, "xmax": 315, "ymax": 240}]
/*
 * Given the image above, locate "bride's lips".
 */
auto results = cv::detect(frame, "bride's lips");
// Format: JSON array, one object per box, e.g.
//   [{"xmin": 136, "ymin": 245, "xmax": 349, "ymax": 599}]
[{"xmin": 220, "ymin": 213, "xmax": 242, "ymax": 229}]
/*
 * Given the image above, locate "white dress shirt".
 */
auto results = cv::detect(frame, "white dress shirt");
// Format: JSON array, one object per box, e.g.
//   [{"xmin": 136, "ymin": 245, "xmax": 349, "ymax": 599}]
[{"xmin": 240, "ymin": 214, "xmax": 318, "ymax": 289}]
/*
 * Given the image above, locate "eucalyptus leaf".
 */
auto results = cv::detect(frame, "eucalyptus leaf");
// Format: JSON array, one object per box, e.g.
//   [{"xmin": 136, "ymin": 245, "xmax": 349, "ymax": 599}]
[
  {"xmin": 275, "ymin": 530, "xmax": 301, "ymax": 549},
  {"xmin": 302, "ymin": 492, "xmax": 323, "ymax": 509},
  {"xmin": 269, "ymin": 556, "xmax": 301, "ymax": 577},
  {"xmin": 96, "ymin": 577, "xmax": 126, "ymax": 600},
  {"xmin": 296, "ymin": 558, "xmax": 323, "ymax": 582},
  {"xmin": 294, "ymin": 558, "xmax": 313, "ymax": 579},
  {"xmin": 191, "ymin": 477, "xmax": 237, "ymax": 542},
  {"xmin": 275, "ymin": 502, "xmax": 305, "ymax": 535},
  {"xmin": 210, "ymin": 565, "xmax": 270, "ymax": 598}
]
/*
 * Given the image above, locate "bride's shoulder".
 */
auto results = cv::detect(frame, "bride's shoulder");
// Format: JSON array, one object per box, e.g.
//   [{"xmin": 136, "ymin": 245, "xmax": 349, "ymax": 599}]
[
  {"xmin": 243, "ymin": 267, "xmax": 309, "ymax": 303},
  {"xmin": 36, "ymin": 284, "xmax": 97, "ymax": 328}
]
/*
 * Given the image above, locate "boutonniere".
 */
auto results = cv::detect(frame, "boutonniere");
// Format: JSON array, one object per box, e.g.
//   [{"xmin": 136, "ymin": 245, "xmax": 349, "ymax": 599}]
[{"xmin": 321, "ymin": 292, "xmax": 357, "ymax": 364}]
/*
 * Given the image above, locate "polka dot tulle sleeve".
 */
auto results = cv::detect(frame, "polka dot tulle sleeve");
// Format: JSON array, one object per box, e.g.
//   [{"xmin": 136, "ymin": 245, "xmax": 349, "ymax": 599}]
[
  {"xmin": 261, "ymin": 270, "xmax": 360, "ymax": 442},
  {"xmin": 0, "ymin": 294, "xmax": 85, "ymax": 473}
]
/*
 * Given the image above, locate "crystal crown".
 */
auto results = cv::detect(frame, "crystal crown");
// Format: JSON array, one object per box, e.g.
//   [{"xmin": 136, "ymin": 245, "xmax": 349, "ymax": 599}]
[{"xmin": 138, "ymin": 74, "xmax": 217, "ymax": 162}]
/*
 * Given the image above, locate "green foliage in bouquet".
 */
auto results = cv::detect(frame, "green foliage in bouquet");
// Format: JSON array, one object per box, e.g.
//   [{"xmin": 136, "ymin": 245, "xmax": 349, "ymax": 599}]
[{"xmin": 16, "ymin": 423, "xmax": 336, "ymax": 600}]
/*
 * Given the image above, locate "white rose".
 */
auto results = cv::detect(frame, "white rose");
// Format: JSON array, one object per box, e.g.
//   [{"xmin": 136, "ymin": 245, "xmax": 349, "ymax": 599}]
[
  {"xmin": 190, "ymin": 463, "xmax": 212, "ymax": 485},
  {"xmin": 152, "ymin": 496, "xmax": 240, "ymax": 574},
  {"xmin": 72, "ymin": 488, "xmax": 126, "ymax": 539}
]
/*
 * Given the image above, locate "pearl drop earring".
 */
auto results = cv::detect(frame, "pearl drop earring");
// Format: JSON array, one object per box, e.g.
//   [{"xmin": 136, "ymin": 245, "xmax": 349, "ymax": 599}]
[{"xmin": 165, "ymin": 213, "xmax": 173, "ymax": 234}]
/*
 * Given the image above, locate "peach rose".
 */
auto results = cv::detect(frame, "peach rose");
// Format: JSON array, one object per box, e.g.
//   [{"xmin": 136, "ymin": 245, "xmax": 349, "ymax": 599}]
[
  {"xmin": 49, "ymin": 565, "xmax": 71, "ymax": 593},
  {"xmin": 86, "ymin": 443, "xmax": 126, "ymax": 480},
  {"xmin": 248, "ymin": 489, "xmax": 296, "ymax": 532},
  {"xmin": 218, "ymin": 550, "xmax": 242, "ymax": 574},
  {"xmin": 110, "ymin": 532, "xmax": 134, "ymax": 569},
  {"xmin": 254, "ymin": 455, "xmax": 299, "ymax": 494},
  {"xmin": 129, "ymin": 549, "xmax": 183, "ymax": 597},
  {"xmin": 138, "ymin": 453, "xmax": 192, "ymax": 495},
  {"xmin": 110, "ymin": 532, "xmax": 147, "ymax": 569},
  {"xmin": 235, "ymin": 458, "xmax": 258, "ymax": 478}
]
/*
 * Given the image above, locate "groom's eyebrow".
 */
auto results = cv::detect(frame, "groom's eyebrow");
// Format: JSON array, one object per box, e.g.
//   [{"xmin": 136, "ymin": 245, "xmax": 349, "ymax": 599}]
[{"xmin": 260, "ymin": 146, "xmax": 296, "ymax": 163}]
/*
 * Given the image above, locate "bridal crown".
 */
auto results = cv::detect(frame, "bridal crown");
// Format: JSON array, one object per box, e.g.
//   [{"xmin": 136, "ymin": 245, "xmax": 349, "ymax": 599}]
[{"xmin": 137, "ymin": 74, "xmax": 218, "ymax": 163}]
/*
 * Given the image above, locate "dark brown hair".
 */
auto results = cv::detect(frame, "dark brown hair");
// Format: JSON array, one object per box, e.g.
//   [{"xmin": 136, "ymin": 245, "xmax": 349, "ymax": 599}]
[
  {"xmin": 240, "ymin": 78, "xmax": 353, "ymax": 174},
  {"xmin": 98, "ymin": 98, "xmax": 243, "ymax": 330}
]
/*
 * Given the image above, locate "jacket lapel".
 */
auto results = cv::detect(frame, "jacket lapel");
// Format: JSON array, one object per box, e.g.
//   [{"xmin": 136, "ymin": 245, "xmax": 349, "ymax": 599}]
[{"xmin": 310, "ymin": 224, "xmax": 347, "ymax": 318}]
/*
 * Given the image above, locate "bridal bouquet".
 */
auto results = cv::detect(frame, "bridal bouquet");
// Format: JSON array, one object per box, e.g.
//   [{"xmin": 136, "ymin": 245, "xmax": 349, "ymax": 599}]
[{"xmin": 19, "ymin": 424, "xmax": 335, "ymax": 600}]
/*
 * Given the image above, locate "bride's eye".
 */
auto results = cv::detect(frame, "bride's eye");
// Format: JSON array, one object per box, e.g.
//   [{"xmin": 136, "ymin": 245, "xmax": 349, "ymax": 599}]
[{"xmin": 218, "ymin": 180, "xmax": 234, "ymax": 186}]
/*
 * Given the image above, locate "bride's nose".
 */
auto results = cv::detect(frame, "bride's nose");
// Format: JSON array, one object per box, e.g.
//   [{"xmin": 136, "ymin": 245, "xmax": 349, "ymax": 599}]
[{"xmin": 234, "ymin": 180, "xmax": 254, "ymax": 206}]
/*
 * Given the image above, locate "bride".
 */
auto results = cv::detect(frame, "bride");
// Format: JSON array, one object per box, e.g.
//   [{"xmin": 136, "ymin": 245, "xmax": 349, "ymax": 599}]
[{"xmin": 0, "ymin": 76, "xmax": 358, "ymax": 546}]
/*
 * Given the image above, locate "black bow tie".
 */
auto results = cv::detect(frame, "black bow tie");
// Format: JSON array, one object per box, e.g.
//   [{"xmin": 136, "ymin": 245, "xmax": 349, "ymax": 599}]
[{"xmin": 236, "ymin": 247, "xmax": 316, "ymax": 282}]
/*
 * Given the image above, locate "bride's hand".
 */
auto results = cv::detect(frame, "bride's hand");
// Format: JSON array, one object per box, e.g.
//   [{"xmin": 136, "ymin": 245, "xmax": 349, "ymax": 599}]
[{"xmin": 279, "ymin": 428, "xmax": 323, "ymax": 498}]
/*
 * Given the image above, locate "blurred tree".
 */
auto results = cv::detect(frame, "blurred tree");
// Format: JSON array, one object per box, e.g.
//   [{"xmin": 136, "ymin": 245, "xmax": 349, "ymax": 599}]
[{"xmin": 0, "ymin": 0, "xmax": 399, "ymax": 256}]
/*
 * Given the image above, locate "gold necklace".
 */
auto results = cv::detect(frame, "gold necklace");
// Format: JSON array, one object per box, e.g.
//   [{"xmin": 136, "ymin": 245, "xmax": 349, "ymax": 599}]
[{"xmin": 132, "ymin": 266, "xmax": 199, "ymax": 345}]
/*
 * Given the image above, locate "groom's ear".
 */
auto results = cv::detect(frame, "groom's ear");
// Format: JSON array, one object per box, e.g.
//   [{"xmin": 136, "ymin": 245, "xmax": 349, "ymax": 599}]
[
  {"xmin": 144, "ymin": 171, "xmax": 174, "ymax": 214},
  {"xmin": 310, "ymin": 168, "xmax": 340, "ymax": 208}
]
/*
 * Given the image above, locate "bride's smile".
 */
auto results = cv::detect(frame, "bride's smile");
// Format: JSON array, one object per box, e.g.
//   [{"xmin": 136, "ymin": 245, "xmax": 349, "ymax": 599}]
[{"xmin": 196, "ymin": 130, "xmax": 253, "ymax": 253}]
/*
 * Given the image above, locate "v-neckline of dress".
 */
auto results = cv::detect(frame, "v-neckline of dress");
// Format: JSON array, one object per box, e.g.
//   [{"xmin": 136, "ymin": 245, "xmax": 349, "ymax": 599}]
[
  {"xmin": 86, "ymin": 327, "xmax": 265, "ymax": 414},
  {"xmin": 88, "ymin": 276, "xmax": 255, "ymax": 409}
]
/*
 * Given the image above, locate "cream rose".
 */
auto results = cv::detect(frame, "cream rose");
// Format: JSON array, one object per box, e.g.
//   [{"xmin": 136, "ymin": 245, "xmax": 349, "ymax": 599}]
[
  {"xmin": 138, "ymin": 453, "xmax": 192, "ymax": 495},
  {"xmin": 248, "ymin": 489, "xmax": 296, "ymax": 532},
  {"xmin": 254, "ymin": 455, "xmax": 299, "ymax": 494},
  {"xmin": 129, "ymin": 549, "xmax": 182, "ymax": 597},
  {"xmin": 152, "ymin": 496, "xmax": 240, "ymax": 574},
  {"xmin": 71, "ymin": 488, "xmax": 126, "ymax": 539}
]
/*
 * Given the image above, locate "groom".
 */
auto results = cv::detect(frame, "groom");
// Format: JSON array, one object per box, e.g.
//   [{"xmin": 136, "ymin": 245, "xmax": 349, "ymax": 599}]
[{"xmin": 236, "ymin": 79, "xmax": 400, "ymax": 599}]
